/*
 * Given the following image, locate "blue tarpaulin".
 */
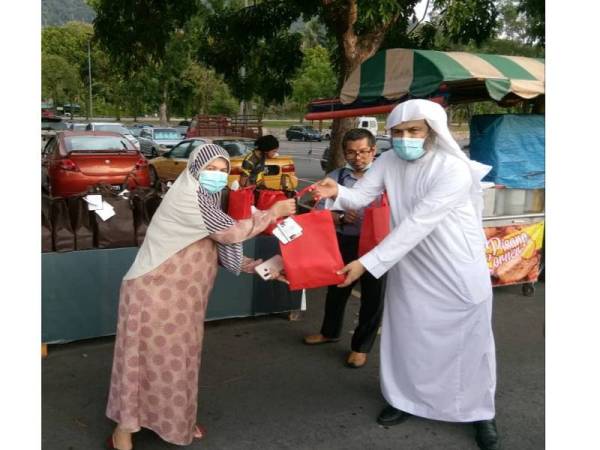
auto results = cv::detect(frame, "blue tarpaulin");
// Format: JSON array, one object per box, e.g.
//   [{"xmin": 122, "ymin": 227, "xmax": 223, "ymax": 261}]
[{"xmin": 469, "ymin": 114, "xmax": 545, "ymax": 189}]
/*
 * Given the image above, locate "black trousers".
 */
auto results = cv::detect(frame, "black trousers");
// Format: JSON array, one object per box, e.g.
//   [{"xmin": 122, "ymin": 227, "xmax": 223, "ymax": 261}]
[{"xmin": 320, "ymin": 233, "xmax": 385, "ymax": 353}]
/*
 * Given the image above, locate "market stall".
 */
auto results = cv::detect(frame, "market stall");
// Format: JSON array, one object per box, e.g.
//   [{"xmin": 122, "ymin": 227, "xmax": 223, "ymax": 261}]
[
  {"xmin": 306, "ymin": 48, "xmax": 545, "ymax": 295},
  {"xmin": 41, "ymin": 189, "xmax": 302, "ymax": 349}
]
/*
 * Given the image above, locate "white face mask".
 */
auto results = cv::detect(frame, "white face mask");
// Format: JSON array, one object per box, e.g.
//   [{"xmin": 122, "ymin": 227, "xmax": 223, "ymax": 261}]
[{"xmin": 345, "ymin": 162, "xmax": 373, "ymax": 172}]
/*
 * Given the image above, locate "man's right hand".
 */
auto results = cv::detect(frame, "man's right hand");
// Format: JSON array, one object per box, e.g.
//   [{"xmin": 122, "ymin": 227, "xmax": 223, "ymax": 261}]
[
  {"xmin": 270, "ymin": 199, "xmax": 297, "ymax": 218},
  {"xmin": 312, "ymin": 177, "xmax": 339, "ymax": 201},
  {"xmin": 343, "ymin": 210, "xmax": 359, "ymax": 224}
]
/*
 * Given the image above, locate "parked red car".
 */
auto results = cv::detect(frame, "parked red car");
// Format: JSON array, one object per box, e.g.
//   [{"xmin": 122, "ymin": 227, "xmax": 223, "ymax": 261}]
[{"xmin": 43, "ymin": 131, "xmax": 151, "ymax": 197}]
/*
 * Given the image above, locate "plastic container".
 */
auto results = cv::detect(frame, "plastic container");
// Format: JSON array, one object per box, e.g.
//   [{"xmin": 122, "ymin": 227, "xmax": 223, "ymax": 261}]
[
  {"xmin": 481, "ymin": 182, "xmax": 496, "ymax": 217},
  {"xmin": 494, "ymin": 187, "xmax": 523, "ymax": 215},
  {"xmin": 494, "ymin": 187, "xmax": 544, "ymax": 216},
  {"xmin": 525, "ymin": 189, "xmax": 545, "ymax": 213}
]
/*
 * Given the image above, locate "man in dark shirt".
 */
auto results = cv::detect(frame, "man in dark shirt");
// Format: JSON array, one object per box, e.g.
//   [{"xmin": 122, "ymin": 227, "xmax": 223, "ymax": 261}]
[
  {"xmin": 239, "ymin": 134, "xmax": 280, "ymax": 187},
  {"xmin": 304, "ymin": 128, "xmax": 385, "ymax": 369}
]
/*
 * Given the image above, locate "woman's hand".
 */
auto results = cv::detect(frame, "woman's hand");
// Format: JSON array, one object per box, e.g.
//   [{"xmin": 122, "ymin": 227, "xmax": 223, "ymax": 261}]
[
  {"xmin": 270, "ymin": 199, "xmax": 297, "ymax": 218},
  {"xmin": 336, "ymin": 260, "xmax": 366, "ymax": 287},
  {"xmin": 268, "ymin": 268, "xmax": 289, "ymax": 284},
  {"xmin": 241, "ymin": 257, "xmax": 263, "ymax": 274},
  {"xmin": 311, "ymin": 177, "xmax": 339, "ymax": 202}
]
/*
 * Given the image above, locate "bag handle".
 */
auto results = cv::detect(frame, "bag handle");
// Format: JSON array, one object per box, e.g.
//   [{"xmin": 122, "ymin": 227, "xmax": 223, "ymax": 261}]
[
  {"xmin": 380, "ymin": 192, "xmax": 389, "ymax": 207},
  {"xmin": 230, "ymin": 184, "xmax": 256, "ymax": 192},
  {"xmin": 294, "ymin": 185, "xmax": 315, "ymax": 199}
]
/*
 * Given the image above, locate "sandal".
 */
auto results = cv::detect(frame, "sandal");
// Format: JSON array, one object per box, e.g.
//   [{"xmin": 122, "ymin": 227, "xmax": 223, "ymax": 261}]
[
  {"xmin": 106, "ymin": 435, "xmax": 132, "ymax": 450},
  {"xmin": 193, "ymin": 424, "xmax": 207, "ymax": 440},
  {"xmin": 303, "ymin": 334, "xmax": 340, "ymax": 345}
]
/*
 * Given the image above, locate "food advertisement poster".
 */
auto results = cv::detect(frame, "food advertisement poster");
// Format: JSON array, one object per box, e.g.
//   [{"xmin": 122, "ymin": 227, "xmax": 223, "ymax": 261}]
[{"xmin": 485, "ymin": 221, "xmax": 545, "ymax": 287}]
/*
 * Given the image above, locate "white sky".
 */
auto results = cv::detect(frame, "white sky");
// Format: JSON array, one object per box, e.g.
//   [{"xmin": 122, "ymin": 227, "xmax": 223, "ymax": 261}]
[{"xmin": 414, "ymin": 0, "xmax": 431, "ymax": 21}]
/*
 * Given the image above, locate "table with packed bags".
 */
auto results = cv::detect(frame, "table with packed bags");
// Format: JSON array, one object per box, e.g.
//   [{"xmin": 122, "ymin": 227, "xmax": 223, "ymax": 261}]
[{"xmin": 41, "ymin": 185, "xmax": 302, "ymax": 344}]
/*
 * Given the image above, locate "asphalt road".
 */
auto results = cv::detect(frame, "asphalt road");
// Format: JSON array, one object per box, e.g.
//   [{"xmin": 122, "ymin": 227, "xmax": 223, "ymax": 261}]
[
  {"xmin": 42, "ymin": 282, "xmax": 544, "ymax": 450},
  {"xmin": 277, "ymin": 139, "xmax": 329, "ymax": 186}
]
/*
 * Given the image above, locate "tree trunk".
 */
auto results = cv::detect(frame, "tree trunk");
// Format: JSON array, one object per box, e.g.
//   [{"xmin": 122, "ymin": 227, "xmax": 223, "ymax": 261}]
[
  {"xmin": 159, "ymin": 84, "xmax": 168, "ymax": 125},
  {"xmin": 323, "ymin": 0, "xmax": 395, "ymax": 172},
  {"xmin": 327, "ymin": 117, "xmax": 354, "ymax": 172}
]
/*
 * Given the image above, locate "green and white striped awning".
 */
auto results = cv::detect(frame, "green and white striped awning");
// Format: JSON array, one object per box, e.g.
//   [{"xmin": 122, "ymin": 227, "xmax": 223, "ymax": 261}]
[{"xmin": 340, "ymin": 48, "xmax": 545, "ymax": 104}]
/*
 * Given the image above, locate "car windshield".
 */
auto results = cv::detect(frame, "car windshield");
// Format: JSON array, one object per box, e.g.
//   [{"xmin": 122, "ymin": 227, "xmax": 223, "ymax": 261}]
[
  {"xmin": 214, "ymin": 140, "xmax": 255, "ymax": 157},
  {"xmin": 42, "ymin": 120, "xmax": 68, "ymax": 131},
  {"xmin": 94, "ymin": 124, "xmax": 131, "ymax": 135},
  {"xmin": 154, "ymin": 129, "xmax": 180, "ymax": 140},
  {"xmin": 304, "ymin": 126, "xmax": 316, "ymax": 131},
  {"xmin": 64, "ymin": 135, "xmax": 135, "ymax": 152}
]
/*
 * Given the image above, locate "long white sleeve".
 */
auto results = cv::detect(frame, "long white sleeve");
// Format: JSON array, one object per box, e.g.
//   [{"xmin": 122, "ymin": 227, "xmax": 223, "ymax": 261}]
[{"xmin": 359, "ymin": 158, "xmax": 472, "ymax": 278}]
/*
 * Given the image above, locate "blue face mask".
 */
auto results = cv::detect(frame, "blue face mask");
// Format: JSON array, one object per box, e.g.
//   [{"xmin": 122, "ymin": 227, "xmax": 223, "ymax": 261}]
[
  {"xmin": 392, "ymin": 137, "xmax": 426, "ymax": 161},
  {"xmin": 198, "ymin": 170, "xmax": 228, "ymax": 193}
]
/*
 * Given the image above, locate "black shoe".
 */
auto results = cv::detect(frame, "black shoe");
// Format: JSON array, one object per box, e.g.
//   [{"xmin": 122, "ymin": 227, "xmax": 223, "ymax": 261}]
[
  {"xmin": 376, "ymin": 405, "xmax": 412, "ymax": 426},
  {"xmin": 474, "ymin": 419, "xmax": 500, "ymax": 450}
]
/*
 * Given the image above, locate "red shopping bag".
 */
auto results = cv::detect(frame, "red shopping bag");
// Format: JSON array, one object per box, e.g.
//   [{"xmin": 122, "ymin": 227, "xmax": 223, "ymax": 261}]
[
  {"xmin": 257, "ymin": 185, "xmax": 315, "ymax": 235},
  {"xmin": 279, "ymin": 210, "xmax": 345, "ymax": 291},
  {"xmin": 256, "ymin": 190, "xmax": 288, "ymax": 235},
  {"xmin": 256, "ymin": 189, "xmax": 288, "ymax": 210},
  {"xmin": 358, "ymin": 193, "xmax": 391, "ymax": 257},
  {"xmin": 227, "ymin": 186, "xmax": 255, "ymax": 220}
]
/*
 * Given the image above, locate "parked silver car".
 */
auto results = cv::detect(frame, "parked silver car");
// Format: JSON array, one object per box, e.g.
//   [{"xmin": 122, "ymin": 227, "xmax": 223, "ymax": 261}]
[
  {"xmin": 85, "ymin": 122, "xmax": 141, "ymax": 150},
  {"xmin": 138, "ymin": 127, "xmax": 183, "ymax": 158}
]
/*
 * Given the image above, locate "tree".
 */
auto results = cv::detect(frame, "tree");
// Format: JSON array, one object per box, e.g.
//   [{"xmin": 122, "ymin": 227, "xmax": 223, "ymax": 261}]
[
  {"xmin": 91, "ymin": 0, "xmax": 198, "ymax": 123},
  {"xmin": 496, "ymin": 0, "xmax": 528, "ymax": 42},
  {"xmin": 89, "ymin": 0, "xmax": 502, "ymax": 165},
  {"xmin": 299, "ymin": 17, "xmax": 328, "ymax": 49},
  {"xmin": 517, "ymin": 0, "xmax": 544, "ymax": 47},
  {"xmin": 291, "ymin": 46, "xmax": 337, "ymax": 121},
  {"xmin": 91, "ymin": 0, "xmax": 197, "ymax": 69},
  {"xmin": 42, "ymin": 21, "xmax": 94, "ymax": 68},
  {"xmin": 170, "ymin": 62, "xmax": 239, "ymax": 119},
  {"xmin": 42, "ymin": 21, "xmax": 93, "ymax": 113},
  {"xmin": 42, "ymin": 54, "xmax": 82, "ymax": 106},
  {"xmin": 200, "ymin": 1, "xmax": 499, "ymax": 169},
  {"xmin": 432, "ymin": 0, "xmax": 498, "ymax": 47}
]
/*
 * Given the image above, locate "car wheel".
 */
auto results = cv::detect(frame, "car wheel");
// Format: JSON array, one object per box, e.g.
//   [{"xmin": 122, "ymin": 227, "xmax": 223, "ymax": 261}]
[
  {"xmin": 318, "ymin": 138, "xmax": 322, "ymax": 142},
  {"xmin": 149, "ymin": 166, "xmax": 160, "ymax": 188},
  {"xmin": 325, "ymin": 134, "xmax": 330, "ymax": 140},
  {"xmin": 303, "ymin": 136, "xmax": 308, "ymax": 142}
]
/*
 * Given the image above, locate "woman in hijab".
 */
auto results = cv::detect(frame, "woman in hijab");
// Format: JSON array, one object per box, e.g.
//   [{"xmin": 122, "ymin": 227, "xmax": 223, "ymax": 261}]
[{"xmin": 106, "ymin": 143, "xmax": 296, "ymax": 449}]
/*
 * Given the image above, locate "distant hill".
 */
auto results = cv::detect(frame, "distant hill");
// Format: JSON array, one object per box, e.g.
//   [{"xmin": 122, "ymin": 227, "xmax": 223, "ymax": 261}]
[{"xmin": 42, "ymin": 0, "xmax": 95, "ymax": 27}]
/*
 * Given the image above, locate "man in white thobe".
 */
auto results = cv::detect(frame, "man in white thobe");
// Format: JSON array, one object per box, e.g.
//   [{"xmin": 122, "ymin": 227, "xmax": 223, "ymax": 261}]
[{"xmin": 313, "ymin": 100, "xmax": 499, "ymax": 450}]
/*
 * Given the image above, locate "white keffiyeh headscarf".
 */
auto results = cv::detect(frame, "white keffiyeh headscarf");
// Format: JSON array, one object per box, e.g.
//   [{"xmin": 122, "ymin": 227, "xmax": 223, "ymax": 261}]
[{"xmin": 385, "ymin": 99, "xmax": 492, "ymax": 219}]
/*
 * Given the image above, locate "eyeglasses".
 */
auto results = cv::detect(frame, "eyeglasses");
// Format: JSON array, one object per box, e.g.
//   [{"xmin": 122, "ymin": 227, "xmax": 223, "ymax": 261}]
[{"xmin": 344, "ymin": 149, "xmax": 374, "ymax": 158}]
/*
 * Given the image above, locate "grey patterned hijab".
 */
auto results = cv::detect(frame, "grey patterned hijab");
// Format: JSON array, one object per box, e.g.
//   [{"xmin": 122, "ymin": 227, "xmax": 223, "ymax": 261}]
[{"xmin": 188, "ymin": 144, "xmax": 243, "ymax": 275}]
